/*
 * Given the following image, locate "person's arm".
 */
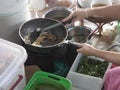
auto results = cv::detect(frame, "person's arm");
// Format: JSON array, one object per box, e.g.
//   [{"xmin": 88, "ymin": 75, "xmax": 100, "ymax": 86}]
[
  {"xmin": 93, "ymin": 49, "xmax": 120, "ymax": 65},
  {"xmin": 62, "ymin": 4, "xmax": 120, "ymax": 23},
  {"xmin": 87, "ymin": 4, "xmax": 120, "ymax": 18},
  {"xmin": 77, "ymin": 43, "xmax": 120, "ymax": 65}
]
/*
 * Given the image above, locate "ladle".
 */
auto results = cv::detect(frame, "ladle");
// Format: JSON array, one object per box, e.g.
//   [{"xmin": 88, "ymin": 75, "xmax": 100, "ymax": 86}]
[{"xmin": 29, "ymin": 22, "xmax": 63, "ymax": 40}]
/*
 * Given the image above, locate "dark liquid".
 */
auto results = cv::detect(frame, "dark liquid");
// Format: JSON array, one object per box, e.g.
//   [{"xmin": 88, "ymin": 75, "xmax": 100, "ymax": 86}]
[{"xmin": 53, "ymin": 17, "xmax": 66, "ymax": 21}]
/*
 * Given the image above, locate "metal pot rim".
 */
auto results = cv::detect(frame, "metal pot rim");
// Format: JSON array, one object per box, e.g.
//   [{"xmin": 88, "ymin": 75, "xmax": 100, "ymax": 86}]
[
  {"xmin": 42, "ymin": 6, "xmax": 72, "ymax": 18},
  {"xmin": 19, "ymin": 18, "xmax": 68, "ymax": 48}
]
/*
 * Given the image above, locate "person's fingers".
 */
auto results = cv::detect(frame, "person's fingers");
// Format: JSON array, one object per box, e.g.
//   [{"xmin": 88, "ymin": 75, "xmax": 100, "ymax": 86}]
[
  {"xmin": 79, "ymin": 43, "xmax": 85, "ymax": 47},
  {"xmin": 76, "ymin": 48, "xmax": 82, "ymax": 53},
  {"xmin": 76, "ymin": 43, "xmax": 85, "ymax": 53},
  {"xmin": 71, "ymin": 18, "xmax": 81, "ymax": 25},
  {"xmin": 62, "ymin": 13, "xmax": 74, "ymax": 24},
  {"xmin": 62, "ymin": 15, "xmax": 70, "ymax": 21},
  {"xmin": 76, "ymin": 49, "xmax": 80, "ymax": 52}
]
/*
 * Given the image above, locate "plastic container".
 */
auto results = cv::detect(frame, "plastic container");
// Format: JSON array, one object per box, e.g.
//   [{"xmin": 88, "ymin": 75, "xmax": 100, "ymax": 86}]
[
  {"xmin": 91, "ymin": 0, "xmax": 112, "ymax": 8},
  {"xmin": 24, "ymin": 71, "xmax": 72, "ymax": 90},
  {"xmin": 0, "ymin": 0, "xmax": 31, "ymax": 44},
  {"xmin": 29, "ymin": 0, "xmax": 46, "ymax": 10},
  {"xmin": 67, "ymin": 54, "xmax": 112, "ymax": 90},
  {"xmin": 0, "ymin": 38, "xmax": 27, "ymax": 90}
]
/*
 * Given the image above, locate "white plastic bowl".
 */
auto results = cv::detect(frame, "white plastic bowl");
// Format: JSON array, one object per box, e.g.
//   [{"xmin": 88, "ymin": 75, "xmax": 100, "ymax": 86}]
[
  {"xmin": 77, "ymin": 0, "xmax": 92, "ymax": 8},
  {"xmin": 43, "ymin": 6, "xmax": 72, "ymax": 21}
]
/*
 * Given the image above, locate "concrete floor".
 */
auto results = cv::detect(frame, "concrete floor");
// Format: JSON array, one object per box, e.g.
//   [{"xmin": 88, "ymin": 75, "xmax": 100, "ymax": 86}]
[{"xmin": 25, "ymin": 65, "xmax": 40, "ymax": 83}]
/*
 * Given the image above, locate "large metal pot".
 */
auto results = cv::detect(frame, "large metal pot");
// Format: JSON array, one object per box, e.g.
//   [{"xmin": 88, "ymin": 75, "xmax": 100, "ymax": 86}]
[
  {"xmin": 19, "ymin": 18, "xmax": 70, "ymax": 57},
  {"xmin": 19, "ymin": 18, "xmax": 92, "ymax": 57},
  {"xmin": 43, "ymin": 6, "xmax": 72, "ymax": 22}
]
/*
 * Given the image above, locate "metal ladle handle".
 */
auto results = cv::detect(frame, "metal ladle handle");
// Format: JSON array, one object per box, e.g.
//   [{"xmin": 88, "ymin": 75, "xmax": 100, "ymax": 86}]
[
  {"xmin": 63, "ymin": 40, "xmax": 80, "ymax": 49},
  {"xmin": 41, "ymin": 22, "xmax": 63, "ymax": 32}
]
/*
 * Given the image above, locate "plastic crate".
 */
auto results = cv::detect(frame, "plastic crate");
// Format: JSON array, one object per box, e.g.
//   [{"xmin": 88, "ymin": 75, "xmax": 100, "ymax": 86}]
[
  {"xmin": 24, "ymin": 71, "xmax": 72, "ymax": 90},
  {"xmin": 67, "ymin": 54, "xmax": 112, "ymax": 90},
  {"xmin": 0, "ymin": 38, "xmax": 27, "ymax": 90}
]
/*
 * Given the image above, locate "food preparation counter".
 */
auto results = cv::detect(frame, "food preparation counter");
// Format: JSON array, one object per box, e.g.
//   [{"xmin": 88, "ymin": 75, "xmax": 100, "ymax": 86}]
[{"xmin": 25, "ymin": 5, "xmax": 119, "ymax": 90}]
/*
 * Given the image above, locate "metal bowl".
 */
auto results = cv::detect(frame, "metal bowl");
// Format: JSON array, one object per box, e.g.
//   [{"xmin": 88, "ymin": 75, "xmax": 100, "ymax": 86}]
[
  {"xmin": 67, "ymin": 26, "xmax": 92, "ymax": 43},
  {"xmin": 77, "ymin": 0, "xmax": 92, "ymax": 8},
  {"xmin": 43, "ymin": 6, "xmax": 72, "ymax": 22}
]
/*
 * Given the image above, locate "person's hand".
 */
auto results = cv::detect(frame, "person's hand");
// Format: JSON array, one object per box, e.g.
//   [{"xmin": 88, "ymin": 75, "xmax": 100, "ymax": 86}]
[
  {"xmin": 62, "ymin": 9, "xmax": 86, "ymax": 24},
  {"xmin": 77, "ymin": 43, "xmax": 97, "ymax": 56}
]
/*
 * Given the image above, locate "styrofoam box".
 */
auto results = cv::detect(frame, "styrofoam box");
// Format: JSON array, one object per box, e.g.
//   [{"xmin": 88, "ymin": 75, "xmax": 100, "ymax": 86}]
[
  {"xmin": 67, "ymin": 54, "xmax": 112, "ymax": 90},
  {"xmin": 0, "ymin": 38, "xmax": 27, "ymax": 90}
]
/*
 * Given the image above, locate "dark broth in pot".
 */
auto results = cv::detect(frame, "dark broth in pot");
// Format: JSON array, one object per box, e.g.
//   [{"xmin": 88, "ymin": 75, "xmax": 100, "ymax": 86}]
[{"xmin": 53, "ymin": 17, "xmax": 66, "ymax": 21}]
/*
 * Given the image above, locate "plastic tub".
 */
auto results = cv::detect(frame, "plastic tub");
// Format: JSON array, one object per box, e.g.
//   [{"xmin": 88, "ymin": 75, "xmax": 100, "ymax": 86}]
[
  {"xmin": 24, "ymin": 71, "xmax": 72, "ymax": 90},
  {"xmin": 0, "ymin": 38, "xmax": 27, "ymax": 90},
  {"xmin": 67, "ymin": 54, "xmax": 112, "ymax": 90},
  {"xmin": 0, "ymin": 0, "xmax": 31, "ymax": 44}
]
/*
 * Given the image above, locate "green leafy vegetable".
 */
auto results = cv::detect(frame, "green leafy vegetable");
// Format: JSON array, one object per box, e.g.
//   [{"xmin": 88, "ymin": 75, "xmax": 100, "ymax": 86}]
[{"xmin": 76, "ymin": 56, "xmax": 109, "ymax": 78}]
